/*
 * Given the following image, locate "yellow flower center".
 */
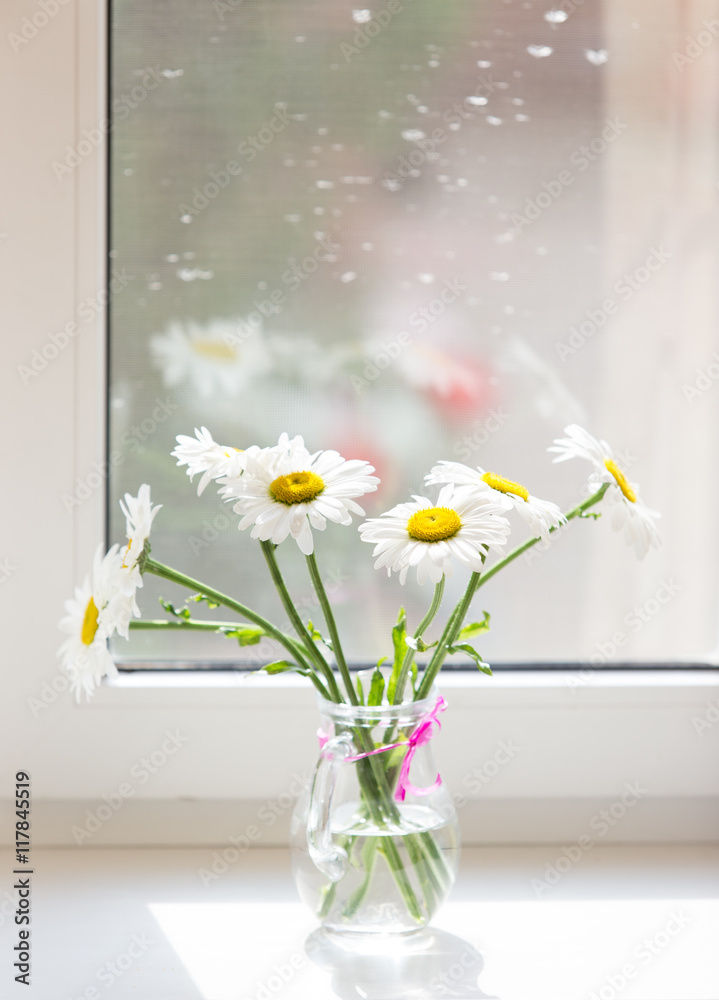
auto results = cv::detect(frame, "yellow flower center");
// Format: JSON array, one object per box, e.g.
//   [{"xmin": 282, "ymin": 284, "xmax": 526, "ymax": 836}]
[
  {"xmin": 81, "ymin": 597, "xmax": 100, "ymax": 645},
  {"xmin": 192, "ymin": 340, "xmax": 237, "ymax": 361},
  {"xmin": 122, "ymin": 539, "xmax": 133, "ymax": 569},
  {"xmin": 482, "ymin": 471, "xmax": 529, "ymax": 502},
  {"xmin": 269, "ymin": 470, "xmax": 325, "ymax": 505},
  {"xmin": 605, "ymin": 459, "xmax": 636, "ymax": 503},
  {"xmin": 407, "ymin": 507, "xmax": 462, "ymax": 542}
]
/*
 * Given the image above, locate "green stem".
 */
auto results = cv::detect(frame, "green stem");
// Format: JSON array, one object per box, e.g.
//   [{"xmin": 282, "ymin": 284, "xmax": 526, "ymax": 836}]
[
  {"xmin": 128, "ymin": 619, "xmax": 243, "ymax": 631},
  {"xmin": 260, "ymin": 541, "xmax": 342, "ymax": 703},
  {"xmin": 415, "ymin": 483, "xmax": 610, "ymax": 701},
  {"xmin": 306, "ymin": 552, "xmax": 357, "ymax": 705},
  {"xmin": 143, "ymin": 557, "xmax": 317, "ymax": 678},
  {"xmin": 392, "ymin": 578, "xmax": 445, "ymax": 706}
]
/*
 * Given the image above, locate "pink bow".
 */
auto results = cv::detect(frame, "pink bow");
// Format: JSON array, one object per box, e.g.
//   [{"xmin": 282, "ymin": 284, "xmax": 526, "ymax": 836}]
[{"xmin": 343, "ymin": 696, "xmax": 447, "ymax": 802}]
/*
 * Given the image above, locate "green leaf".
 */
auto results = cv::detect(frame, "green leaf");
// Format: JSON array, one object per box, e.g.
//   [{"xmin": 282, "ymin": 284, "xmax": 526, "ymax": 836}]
[
  {"xmin": 219, "ymin": 626, "xmax": 265, "ymax": 646},
  {"xmin": 368, "ymin": 668, "xmax": 385, "ymax": 706},
  {"xmin": 410, "ymin": 660, "xmax": 418, "ymax": 695},
  {"xmin": 307, "ymin": 620, "xmax": 332, "ymax": 649},
  {"xmin": 405, "ymin": 636, "xmax": 438, "ymax": 652},
  {"xmin": 391, "ymin": 607, "xmax": 407, "ymax": 668},
  {"xmin": 262, "ymin": 660, "xmax": 306, "ymax": 675},
  {"xmin": 159, "ymin": 599, "xmax": 191, "ymax": 620},
  {"xmin": 187, "ymin": 592, "xmax": 220, "ymax": 609},
  {"xmin": 387, "ymin": 607, "xmax": 407, "ymax": 703},
  {"xmin": 459, "ymin": 612, "xmax": 491, "ymax": 640},
  {"xmin": 376, "ymin": 656, "xmax": 388, "ymax": 669},
  {"xmin": 356, "ymin": 677, "xmax": 365, "ymax": 703},
  {"xmin": 580, "ymin": 511, "xmax": 602, "ymax": 521},
  {"xmin": 448, "ymin": 644, "xmax": 493, "ymax": 675}
]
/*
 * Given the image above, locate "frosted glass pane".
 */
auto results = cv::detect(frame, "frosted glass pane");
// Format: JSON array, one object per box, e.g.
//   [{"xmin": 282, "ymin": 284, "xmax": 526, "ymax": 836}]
[{"xmin": 109, "ymin": 0, "xmax": 719, "ymax": 666}]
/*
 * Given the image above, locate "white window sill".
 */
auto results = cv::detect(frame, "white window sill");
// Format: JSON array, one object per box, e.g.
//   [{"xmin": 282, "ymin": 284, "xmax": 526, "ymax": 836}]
[{"xmin": 84, "ymin": 668, "xmax": 719, "ymax": 709}]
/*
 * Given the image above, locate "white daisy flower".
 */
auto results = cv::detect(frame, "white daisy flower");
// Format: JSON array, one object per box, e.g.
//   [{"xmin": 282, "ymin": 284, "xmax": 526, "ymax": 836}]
[
  {"xmin": 119, "ymin": 484, "xmax": 162, "ymax": 612},
  {"xmin": 548, "ymin": 424, "xmax": 661, "ymax": 558},
  {"xmin": 426, "ymin": 461, "xmax": 566, "ymax": 544},
  {"xmin": 220, "ymin": 433, "xmax": 380, "ymax": 555},
  {"xmin": 172, "ymin": 427, "xmax": 256, "ymax": 495},
  {"xmin": 358, "ymin": 484, "xmax": 511, "ymax": 585},
  {"xmin": 150, "ymin": 318, "xmax": 271, "ymax": 398},
  {"xmin": 57, "ymin": 545, "xmax": 128, "ymax": 701}
]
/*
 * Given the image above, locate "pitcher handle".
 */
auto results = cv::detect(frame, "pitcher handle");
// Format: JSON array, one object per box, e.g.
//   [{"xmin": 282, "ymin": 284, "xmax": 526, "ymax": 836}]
[{"xmin": 307, "ymin": 734, "xmax": 353, "ymax": 882}]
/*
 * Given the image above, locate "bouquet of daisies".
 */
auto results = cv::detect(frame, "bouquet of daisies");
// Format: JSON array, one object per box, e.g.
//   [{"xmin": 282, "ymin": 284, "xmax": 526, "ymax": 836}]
[
  {"xmin": 59, "ymin": 423, "xmax": 660, "ymax": 703},
  {"xmin": 58, "ymin": 423, "xmax": 660, "ymax": 928}
]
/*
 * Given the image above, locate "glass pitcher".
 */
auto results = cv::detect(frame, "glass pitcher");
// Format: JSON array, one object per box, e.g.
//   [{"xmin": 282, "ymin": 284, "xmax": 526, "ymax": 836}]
[{"xmin": 290, "ymin": 685, "xmax": 460, "ymax": 935}]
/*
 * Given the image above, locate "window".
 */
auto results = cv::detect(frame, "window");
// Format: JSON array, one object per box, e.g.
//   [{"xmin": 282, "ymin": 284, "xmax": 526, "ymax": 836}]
[{"xmin": 110, "ymin": 0, "xmax": 719, "ymax": 668}]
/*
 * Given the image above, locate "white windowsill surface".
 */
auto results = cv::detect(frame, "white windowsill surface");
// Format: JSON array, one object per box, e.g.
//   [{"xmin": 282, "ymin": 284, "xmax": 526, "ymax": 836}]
[
  {"xmin": 87, "ymin": 668, "xmax": 719, "ymax": 708},
  {"xmin": 7, "ymin": 844, "xmax": 717, "ymax": 999}
]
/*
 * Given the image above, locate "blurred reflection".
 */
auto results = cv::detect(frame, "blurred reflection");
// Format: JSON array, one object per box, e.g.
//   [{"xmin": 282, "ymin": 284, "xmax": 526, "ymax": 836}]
[{"xmin": 305, "ymin": 925, "xmax": 495, "ymax": 999}]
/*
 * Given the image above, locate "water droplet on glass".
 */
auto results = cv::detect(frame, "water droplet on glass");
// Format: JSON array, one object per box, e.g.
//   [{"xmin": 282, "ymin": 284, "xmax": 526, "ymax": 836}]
[
  {"xmin": 585, "ymin": 48, "xmax": 609, "ymax": 65},
  {"xmin": 448, "ymin": 122, "xmax": 461, "ymax": 131},
  {"xmin": 317, "ymin": 127, "xmax": 329, "ymax": 135},
  {"xmin": 496, "ymin": 231, "xmax": 515, "ymax": 244},
  {"xmin": 166, "ymin": 253, "xmax": 179, "ymax": 262},
  {"xmin": 316, "ymin": 180, "xmax": 334, "ymax": 189},
  {"xmin": 477, "ymin": 60, "xmax": 492, "ymax": 68},
  {"xmin": 313, "ymin": 207, "xmax": 325, "ymax": 215},
  {"xmin": 417, "ymin": 106, "xmax": 429, "ymax": 114},
  {"xmin": 180, "ymin": 214, "xmax": 193, "ymax": 224},
  {"xmin": 512, "ymin": 98, "xmax": 525, "ymax": 105},
  {"xmin": 383, "ymin": 178, "xmax": 402, "ymax": 192},
  {"xmin": 515, "ymin": 114, "xmax": 530, "ymax": 122},
  {"xmin": 437, "ymin": 174, "xmax": 450, "ymax": 183},
  {"xmin": 177, "ymin": 267, "xmax": 213, "ymax": 282},
  {"xmin": 352, "ymin": 9, "xmax": 372, "ymax": 23},
  {"xmin": 378, "ymin": 110, "xmax": 393, "ymax": 119},
  {"xmin": 417, "ymin": 273, "xmax": 435, "ymax": 284},
  {"xmin": 487, "ymin": 116, "xmax": 503, "ymax": 126},
  {"xmin": 340, "ymin": 271, "xmax": 357, "ymax": 283},
  {"xmin": 161, "ymin": 68, "xmax": 184, "ymax": 78},
  {"xmin": 148, "ymin": 281, "xmax": 162, "ymax": 291},
  {"xmin": 295, "ymin": 35, "xmax": 306, "ymax": 42},
  {"xmin": 466, "ymin": 95, "xmax": 488, "ymax": 106},
  {"xmin": 491, "ymin": 272, "xmax": 510, "ymax": 281},
  {"xmin": 429, "ymin": 60, "xmax": 440, "ymax": 68},
  {"xmin": 401, "ymin": 129, "xmax": 426, "ymax": 141},
  {"xmin": 544, "ymin": 9, "xmax": 568, "ymax": 23},
  {"xmin": 284, "ymin": 214, "xmax": 301, "ymax": 223},
  {"xmin": 123, "ymin": 168, "xmax": 133, "ymax": 176},
  {"xmin": 361, "ymin": 242, "xmax": 374, "ymax": 250},
  {"xmin": 527, "ymin": 45, "xmax": 553, "ymax": 58},
  {"xmin": 536, "ymin": 246, "xmax": 549, "ymax": 255},
  {"xmin": 331, "ymin": 143, "xmax": 345, "ymax": 151},
  {"xmin": 456, "ymin": 178, "xmax": 468, "ymax": 187}
]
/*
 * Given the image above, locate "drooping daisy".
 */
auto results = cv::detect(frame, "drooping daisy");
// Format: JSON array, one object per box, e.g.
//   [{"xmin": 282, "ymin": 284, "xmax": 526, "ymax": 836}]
[
  {"xmin": 150, "ymin": 318, "xmax": 271, "ymax": 398},
  {"xmin": 359, "ymin": 484, "xmax": 511, "ymax": 585},
  {"xmin": 57, "ymin": 545, "xmax": 128, "ymax": 701},
  {"xmin": 172, "ymin": 427, "xmax": 255, "ymax": 495},
  {"xmin": 426, "ymin": 461, "xmax": 566, "ymax": 544},
  {"xmin": 548, "ymin": 424, "xmax": 661, "ymax": 558},
  {"xmin": 119, "ymin": 484, "xmax": 162, "ymax": 613},
  {"xmin": 220, "ymin": 433, "xmax": 380, "ymax": 555}
]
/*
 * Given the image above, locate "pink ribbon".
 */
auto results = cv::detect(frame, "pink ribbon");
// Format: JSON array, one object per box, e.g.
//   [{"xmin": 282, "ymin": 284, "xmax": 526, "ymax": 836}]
[{"xmin": 341, "ymin": 696, "xmax": 447, "ymax": 802}]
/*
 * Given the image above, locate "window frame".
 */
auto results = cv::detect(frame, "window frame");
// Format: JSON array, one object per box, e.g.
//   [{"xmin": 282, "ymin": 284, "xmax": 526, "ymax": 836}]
[{"xmin": 4, "ymin": 0, "xmax": 716, "ymax": 844}]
